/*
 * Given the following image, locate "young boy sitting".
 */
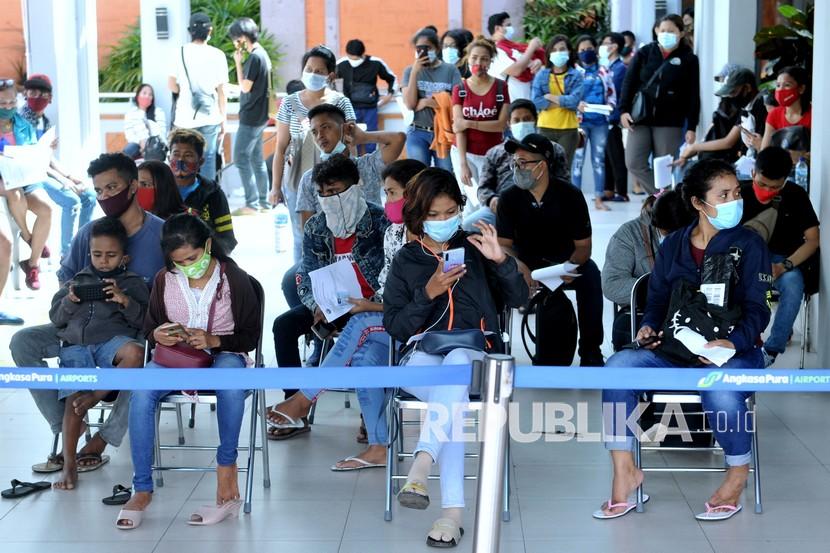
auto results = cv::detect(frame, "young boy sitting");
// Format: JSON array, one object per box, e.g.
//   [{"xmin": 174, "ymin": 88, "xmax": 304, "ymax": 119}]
[{"xmin": 49, "ymin": 217, "xmax": 149, "ymax": 490}]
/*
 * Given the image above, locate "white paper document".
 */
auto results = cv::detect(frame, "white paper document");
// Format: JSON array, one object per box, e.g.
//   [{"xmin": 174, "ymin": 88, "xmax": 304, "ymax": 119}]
[
  {"xmin": 0, "ymin": 127, "xmax": 55, "ymax": 190},
  {"xmin": 653, "ymin": 154, "xmax": 674, "ymax": 190},
  {"xmin": 583, "ymin": 103, "xmax": 613, "ymax": 115},
  {"xmin": 309, "ymin": 259, "xmax": 363, "ymax": 323},
  {"xmin": 700, "ymin": 283, "xmax": 726, "ymax": 307},
  {"xmin": 531, "ymin": 262, "xmax": 581, "ymax": 293},
  {"xmin": 674, "ymin": 327, "xmax": 736, "ymax": 367}
]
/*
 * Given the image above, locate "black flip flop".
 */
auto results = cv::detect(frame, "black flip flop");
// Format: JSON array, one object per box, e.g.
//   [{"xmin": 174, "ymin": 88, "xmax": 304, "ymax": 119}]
[
  {"xmin": 1, "ymin": 479, "xmax": 51, "ymax": 499},
  {"xmin": 102, "ymin": 484, "xmax": 132, "ymax": 506}
]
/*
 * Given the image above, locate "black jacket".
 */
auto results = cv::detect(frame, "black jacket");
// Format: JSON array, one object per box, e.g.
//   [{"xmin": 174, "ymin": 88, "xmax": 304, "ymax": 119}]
[
  {"xmin": 184, "ymin": 175, "xmax": 237, "ymax": 254},
  {"xmin": 382, "ymin": 232, "xmax": 528, "ymax": 346},
  {"xmin": 619, "ymin": 42, "xmax": 700, "ymax": 128},
  {"xmin": 336, "ymin": 56, "xmax": 396, "ymax": 109}
]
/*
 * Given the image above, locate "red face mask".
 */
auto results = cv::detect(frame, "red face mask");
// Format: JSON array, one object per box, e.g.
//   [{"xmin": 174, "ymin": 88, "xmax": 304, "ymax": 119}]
[
  {"xmin": 169, "ymin": 159, "xmax": 200, "ymax": 179},
  {"xmin": 753, "ymin": 181, "xmax": 780, "ymax": 203},
  {"xmin": 384, "ymin": 197, "xmax": 405, "ymax": 224},
  {"xmin": 136, "ymin": 187, "xmax": 156, "ymax": 212},
  {"xmin": 26, "ymin": 97, "xmax": 49, "ymax": 113},
  {"xmin": 137, "ymin": 95, "xmax": 153, "ymax": 110},
  {"xmin": 774, "ymin": 88, "xmax": 799, "ymax": 108}
]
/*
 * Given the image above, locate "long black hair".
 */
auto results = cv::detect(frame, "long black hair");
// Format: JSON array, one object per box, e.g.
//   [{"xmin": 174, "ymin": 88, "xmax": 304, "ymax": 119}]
[
  {"xmin": 138, "ymin": 160, "xmax": 186, "ymax": 220},
  {"xmin": 161, "ymin": 212, "xmax": 231, "ymax": 270},
  {"xmin": 134, "ymin": 83, "xmax": 157, "ymax": 122}
]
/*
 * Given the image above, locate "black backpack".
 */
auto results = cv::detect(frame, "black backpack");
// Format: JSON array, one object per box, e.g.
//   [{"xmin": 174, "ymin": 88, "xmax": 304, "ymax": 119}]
[{"xmin": 521, "ymin": 288, "xmax": 577, "ymax": 366}]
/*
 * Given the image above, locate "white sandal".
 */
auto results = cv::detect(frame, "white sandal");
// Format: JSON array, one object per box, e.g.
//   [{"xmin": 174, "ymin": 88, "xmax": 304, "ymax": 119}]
[
  {"xmin": 266, "ymin": 409, "xmax": 306, "ymax": 429},
  {"xmin": 426, "ymin": 517, "xmax": 464, "ymax": 548},
  {"xmin": 695, "ymin": 502, "xmax": 742, "ymax": 521},
  {"xmin": 116, "ymin": 509, "xmax": 144, "ymax": 530}
]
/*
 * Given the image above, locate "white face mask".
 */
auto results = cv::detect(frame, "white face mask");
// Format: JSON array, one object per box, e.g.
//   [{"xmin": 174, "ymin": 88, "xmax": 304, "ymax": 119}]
[
  {"xmin": 503, "ymin": 25, "xmax": 515, "ymax": 40},
  {"xmin": 317, "ymin": 185, "xmax": 367, "ymax": 238},
  {"xmin": 510, "ymin": 122, "xmax": 536, "ymax": 141},
  {"xmin": 302, "ymin": 71, "xmax": 328, "ymax": 91},
  {"xmin": 347, "ymin": 57, "xmax": 364, "ymax": 68}
]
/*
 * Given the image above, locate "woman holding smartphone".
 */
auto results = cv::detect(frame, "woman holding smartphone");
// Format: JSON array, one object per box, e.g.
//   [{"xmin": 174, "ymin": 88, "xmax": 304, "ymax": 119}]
[
  {"xmin": 382, "ymin": 168, "xmax": 527, "ymax": 547},
  {"xmin": 116, "ymin": 214, "xmax": 261, "ymax": 530}
]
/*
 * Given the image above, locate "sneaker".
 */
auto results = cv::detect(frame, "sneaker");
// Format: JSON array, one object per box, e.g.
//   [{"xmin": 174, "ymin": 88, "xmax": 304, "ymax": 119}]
[
  {"xmin": 0, "ymin": 311, "xmax": 24, "ymax": 325},
  {"xmin": 761, "ymin": 348, "xmax": 777, "ymax": 368},
  {"xmin": 231, "ymin": 206, "xmax": 259, "ymax": 217},
  {"xmin": 21, "ymin": 259, "xmax": 41, "ymax": 290}
]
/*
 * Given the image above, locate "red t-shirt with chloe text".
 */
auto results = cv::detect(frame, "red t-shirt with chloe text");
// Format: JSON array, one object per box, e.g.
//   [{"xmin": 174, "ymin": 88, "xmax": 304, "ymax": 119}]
[{"xmin": 452, "ymin": 79, "xmax": 510, "ymax": 155}]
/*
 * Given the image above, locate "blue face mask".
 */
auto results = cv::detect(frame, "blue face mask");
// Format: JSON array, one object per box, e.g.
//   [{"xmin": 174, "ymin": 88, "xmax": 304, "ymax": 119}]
[
  {"xmin": 301, "ymin": 71, "xmax": 328, "ymax": 91},
  {"xmin": 657, "ymin": 32, "xmax": 679, "ymax": 50},
  {"xmin": 510, "ymin": 122, "xmax": 536, "ymax": 141},
  {"xmin": 549, "ymin": 51, "xmax": 570, "ymax": 68},
  {"xmin": 423, "ymin": 215, "xmax": 461, "ymax": 243},
  {"xmin": 579, "ymin": 49, "xmax": 598, "ymax": 66},
  {"xmin": 703, "ymin": 199, "xmax": 743, "ymax": 230},
  {"xmin": 442, "ymin": 47, "xmax": 459, "ymax": 65},
  {"xmin": 0, "ymin": 108, "xmax": 15, "ymax": 119},
  {"xmin": 319, "ymin": 137, "xmax": 347, "ymax": 161}
]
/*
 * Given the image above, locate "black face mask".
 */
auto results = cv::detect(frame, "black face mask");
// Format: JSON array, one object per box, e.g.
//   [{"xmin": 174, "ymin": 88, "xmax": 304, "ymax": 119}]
[{"xmin": 91, "ymin": 264, "xmax": 127, "ymax": 279}]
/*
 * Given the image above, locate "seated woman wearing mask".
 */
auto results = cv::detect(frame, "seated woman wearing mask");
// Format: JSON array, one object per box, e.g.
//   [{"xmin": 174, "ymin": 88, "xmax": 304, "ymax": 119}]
[
  {"xmin": 136, "ymin": 160, "xmax": 192, "ymax": 220},
  {"xmin": 601, "ymin": 189, "xmax": 693, "ymax": 350},
  {"xmin": 383, "ymin": 168, "xmax": 527, "ymax": 547},
  {"xmin": 117, "ymin": 214, "xmax": 261, "ymax": 530},
  {"xmin": 267, "ymin": 155, "xmax": 388, "ymax": 440},
  {"xmin": 596, "ymin": 159, "xmax": 771, "ymax": 523},
  {"xmin": 441, "ymin": 29, "xmax": 472, "ymax": 78},
  {"xmin": 266, "ymin": 159, "xmax": 425, "ymax": 467}
]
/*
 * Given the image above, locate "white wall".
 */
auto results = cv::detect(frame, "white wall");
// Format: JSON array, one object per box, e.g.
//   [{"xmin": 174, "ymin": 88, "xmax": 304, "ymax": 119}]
[
  {"xmin": 813, "ymin": 1, "xmax": 829, "ymax": 367},
  {"xmin": 140, "ymin": 0, "xmax": 190, "ymax": 131},
  {"xmin": 23, "ymin": 0, "xmax": 100, "ymax": 175},
  {"xmin": 263, "ymin": 0, "xmax": 306, "ymax": 89}
]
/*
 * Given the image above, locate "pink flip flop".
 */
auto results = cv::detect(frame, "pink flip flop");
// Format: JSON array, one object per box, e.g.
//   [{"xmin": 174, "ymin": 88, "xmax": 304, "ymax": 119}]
[
  {"xmin": 695, "ymin": 502, "xmax": 742, "ymax": 521},
  {"xmin": 592, "ymin": 493, "xmax": 650, "ymax": 519},
  {"xmin": 187, "ymin": 500, "xmax": 242, "ymax": 525}
]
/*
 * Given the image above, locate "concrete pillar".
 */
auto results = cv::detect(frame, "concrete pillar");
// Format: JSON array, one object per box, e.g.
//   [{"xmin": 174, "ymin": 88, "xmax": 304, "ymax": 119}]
[
  {"xmin": 325, "ymin": 0, "xmax": 339, "ymax": 54},
  {"xmin": 140, "ymin": 0, "xmax": 190, "ymax": 135},
  {"xmin": 694, "ymin": 0, "xmax": 757, "ymax": 139},
  {"xmin": 22, "ymin": 0, "xmax": 100, "ymax": 174},
  {"xmin": 263, "ymin": 0, "xmax": 306, "ymax": 88},
  {"xmin": 481, "ymin": 0, "xmax": 525, "ymax": 39},
  {"xmin": 813, "ymin": 0, "xmax": 829, "ymax": 367},
  {"xmin": 448, "ymin": 0, "xmax": 463, "ymax": 30}
]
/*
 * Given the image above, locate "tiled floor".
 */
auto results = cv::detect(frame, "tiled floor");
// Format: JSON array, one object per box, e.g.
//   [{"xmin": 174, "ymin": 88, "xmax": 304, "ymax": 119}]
[{"xmin": 0, "ymin": 184, "xmax": 826, "ymax": 552}]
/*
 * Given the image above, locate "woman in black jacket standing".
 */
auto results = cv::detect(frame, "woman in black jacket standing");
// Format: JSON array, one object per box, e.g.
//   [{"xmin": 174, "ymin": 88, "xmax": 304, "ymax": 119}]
[
  {"xmin": 619, "ymin": 14, "xmax": 700, "ymax": 194},
  {"xmin": 383, "ymin": 168, "xmax": 527, "ymax": 547}
]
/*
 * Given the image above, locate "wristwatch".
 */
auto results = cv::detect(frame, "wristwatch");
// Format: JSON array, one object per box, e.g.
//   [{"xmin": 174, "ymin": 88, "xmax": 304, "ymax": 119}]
[{"xmin": 783, "ymin": 259, "xmax": 795, "ymax": 271}]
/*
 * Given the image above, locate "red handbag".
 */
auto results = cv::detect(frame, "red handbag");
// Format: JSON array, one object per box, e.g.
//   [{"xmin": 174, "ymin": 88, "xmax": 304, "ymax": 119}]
[{"xmin": 153, "ymin": 264, "xmax": 224, "ymax": 369}]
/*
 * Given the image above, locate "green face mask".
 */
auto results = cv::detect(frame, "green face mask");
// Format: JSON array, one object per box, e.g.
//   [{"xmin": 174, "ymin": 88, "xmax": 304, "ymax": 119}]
[{"xmin": 174, "ymin": 243, "xmax": 212, "ymax": 279}]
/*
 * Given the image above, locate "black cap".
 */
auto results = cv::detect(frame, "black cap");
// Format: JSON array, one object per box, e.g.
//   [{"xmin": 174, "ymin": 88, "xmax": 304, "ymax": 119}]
[
  {"xmin": 716, "ymin": 67, "xmax": 756, "ymax": 97},
  {"xmin": 504, "ymin": 133, "xmax": 556, "ymax": 164},
  {"xmin": 189, "ymin": 12, "xmax": 211, "ymax": 29},
  {"xmin": 23, "ymin": 73, "xmax": 51, "ymax": 93}
]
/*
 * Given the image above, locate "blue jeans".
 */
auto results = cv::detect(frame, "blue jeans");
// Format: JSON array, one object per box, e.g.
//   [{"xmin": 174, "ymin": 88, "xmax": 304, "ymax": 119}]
[
  {"xmin": 57, "ymin": 335, "xmax": 139, "ymax": 401},
  {"xmin": 195, "ymin": 124, "xmax": 221, "ymax": 181},
  {"xmin": 234, "ymin": 123, "xmax": 270, "ymax": 209},
  {"xmin": 301, "ymin": 312, "xmax": 390, "ymax": 445},
  {"xmin": 572, "ymin": 122, "xmax": 609, "ymax": 196},
  {"xmin": 405, "ymin": 126, "xmax": 453, "ymax": 171},
  {"xmin": 765, "ymin": 254, "xmax": 805, "ymax": 354},
  {"xmin": 354, "ymin": 107, "xmax": 378, "ymax": 154},
  {"xmin": 40, "ymin": 178, "xmax": 96, "ymax": 256},
  {"xmin": 601, "ymin": 347, "xmax": 762, "ymax": 466},
  {"xmin": 462, "ymin": 206, "xmax": 496, "ymax": 233},
  {"xmin": 129, "ymin": 352, "xmax": 248, "ymax": 493}
]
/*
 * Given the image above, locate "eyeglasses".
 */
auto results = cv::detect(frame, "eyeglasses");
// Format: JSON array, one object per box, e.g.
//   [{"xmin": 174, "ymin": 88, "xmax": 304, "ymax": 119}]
[
  {"xmin": 0, "ymin": 79, "xmax": 15, "ymax": 90},
  {"xmin": 510, "ymin": 158, "xmax": 544, "ymax": 171}
]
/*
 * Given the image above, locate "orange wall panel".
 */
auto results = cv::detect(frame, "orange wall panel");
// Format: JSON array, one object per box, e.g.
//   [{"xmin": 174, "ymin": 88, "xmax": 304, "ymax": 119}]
[
  {"xmin": 306, "ymin": 0, "xmax": 326, "ymax": 48},
  {"xmin": 0, "ymin": 0, "xmax": 25, "ymax": 80},
  {"xmin": 335, "ymin": 1, "xmax": 449, "ymax": 82},
  {"xmin": 97, "ymin": 0, "xmax": 140, "ymax": 68},
  {"xmin": 463, "ymin": 0, "xmax": 483, "ymax": 37}
]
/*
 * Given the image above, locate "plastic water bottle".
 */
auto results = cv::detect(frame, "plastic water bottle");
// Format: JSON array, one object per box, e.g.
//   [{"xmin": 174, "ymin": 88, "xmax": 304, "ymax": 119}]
[
  {"xmin": 795, "ymin": 157, "xmax": 809, "ymax": 190},
  {"xmin": 273, "ymin": 203, "xmax": 290, "ymax": 254}
]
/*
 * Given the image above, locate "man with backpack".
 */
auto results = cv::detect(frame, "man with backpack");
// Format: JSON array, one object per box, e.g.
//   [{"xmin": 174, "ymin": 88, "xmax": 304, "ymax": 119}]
[{"xmin": 496, "ymin": 134, "xmax": 604, "ymax": 367}]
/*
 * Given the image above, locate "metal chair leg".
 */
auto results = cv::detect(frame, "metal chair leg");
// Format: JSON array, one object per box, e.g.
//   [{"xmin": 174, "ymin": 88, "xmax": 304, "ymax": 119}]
[
  {"xmin": 308, "ymin": 400, "xmax": 317, "ymax": 425},
  {"xmin": 502, "ymin": 441, "xmax": 511, "ymax": 522},
  {"xmin": 800, "ymin": 295, "xmax": 810, "ymax": 369},
  {"xmin": 190, "ymin": 403, "xmax": 197, "ymax": 427},
  {"xmin": 259, "ymin": 391, "xmax": 271, "ymax": 488},
  {"xmin": 154, "ymin": 407, "xmax": 164, "ymax": 488},
  {"xmin": 750, "ymin": 396, "xmax": 762, "ymax": 514},
  {"xmin": 175, "ymin": 404, "xmax": 185, "ymax": 445},
  {"xmin": 344, "ymin": 391, "xmax": 351, "ymax": 409},
  {"xmin": 384, "ymin": 396, "xmax": 395, "ymax": 522},
  {"xmin": 50, "ymin": 432, "xmax": 60, "ymax": 457},
  {"xmin": 635, "ymin": 437, "xmax": 644, "ymax": 513},
  {"xmin": 244, "ymin": 391, "xmax": 257, "ymax": 514}
]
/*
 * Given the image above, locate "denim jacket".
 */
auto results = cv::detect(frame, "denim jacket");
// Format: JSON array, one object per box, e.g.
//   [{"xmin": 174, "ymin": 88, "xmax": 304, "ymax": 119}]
[
  {"xmin": 531, "ymin": 67, "xmax": 584, "ymax": 113},
  {"xmin": 297, "ymin": 203, "xmax": 390, "ymax": 312}
]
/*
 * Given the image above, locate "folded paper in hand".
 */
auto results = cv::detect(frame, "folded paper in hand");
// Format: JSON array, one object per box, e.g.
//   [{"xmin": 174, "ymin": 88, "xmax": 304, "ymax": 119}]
[
  {"xmin": 653, "ymin": 154, "xmax": 674, "ymax": 190},
  {"xmin": 309, "ymin": 259, "xmax": 363, "ymax": 323},
  {"xmin": 0, "ymin": 127, "xmax": 55, "ymax": 190},
  {"xmin": 674, "ymin": 327, "xmax": 735, "ymax": 367},
  {"xmin": 531, "ymin": 262, "xmax": 580, "ymax": 292}
]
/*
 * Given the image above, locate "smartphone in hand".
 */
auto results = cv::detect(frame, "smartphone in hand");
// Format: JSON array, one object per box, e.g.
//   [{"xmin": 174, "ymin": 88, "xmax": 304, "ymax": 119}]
[
  {"xmin": 73, "ymin": 283, "xmax": 110, "ymax": 302},
  {"xmin": 442, "ymin": 248, "xmax": 465, "ymax": 273},
  {"xmin": 165, "ymin": 324, "xmax": 189, "ymax": 338}
]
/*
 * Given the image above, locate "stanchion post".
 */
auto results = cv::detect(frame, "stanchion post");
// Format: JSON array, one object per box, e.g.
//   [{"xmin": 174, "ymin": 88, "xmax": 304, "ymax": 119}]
[{"xmin": 472, "ymin": 354, "xmax": 514, "ymax": 553}]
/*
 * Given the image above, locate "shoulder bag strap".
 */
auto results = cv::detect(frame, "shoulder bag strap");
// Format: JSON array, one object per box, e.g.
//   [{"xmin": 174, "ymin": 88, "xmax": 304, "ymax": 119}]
[
  {"xmin": 206, "ymin": 262, "xmax": 225, "ymax": 334},
  {"xmin": 641, "ymin": 55, "xmax": 673, "ymax": 92},
  {"xmin": 180, "ymin": 47, "xmax": 200, "ymax": 119}
]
